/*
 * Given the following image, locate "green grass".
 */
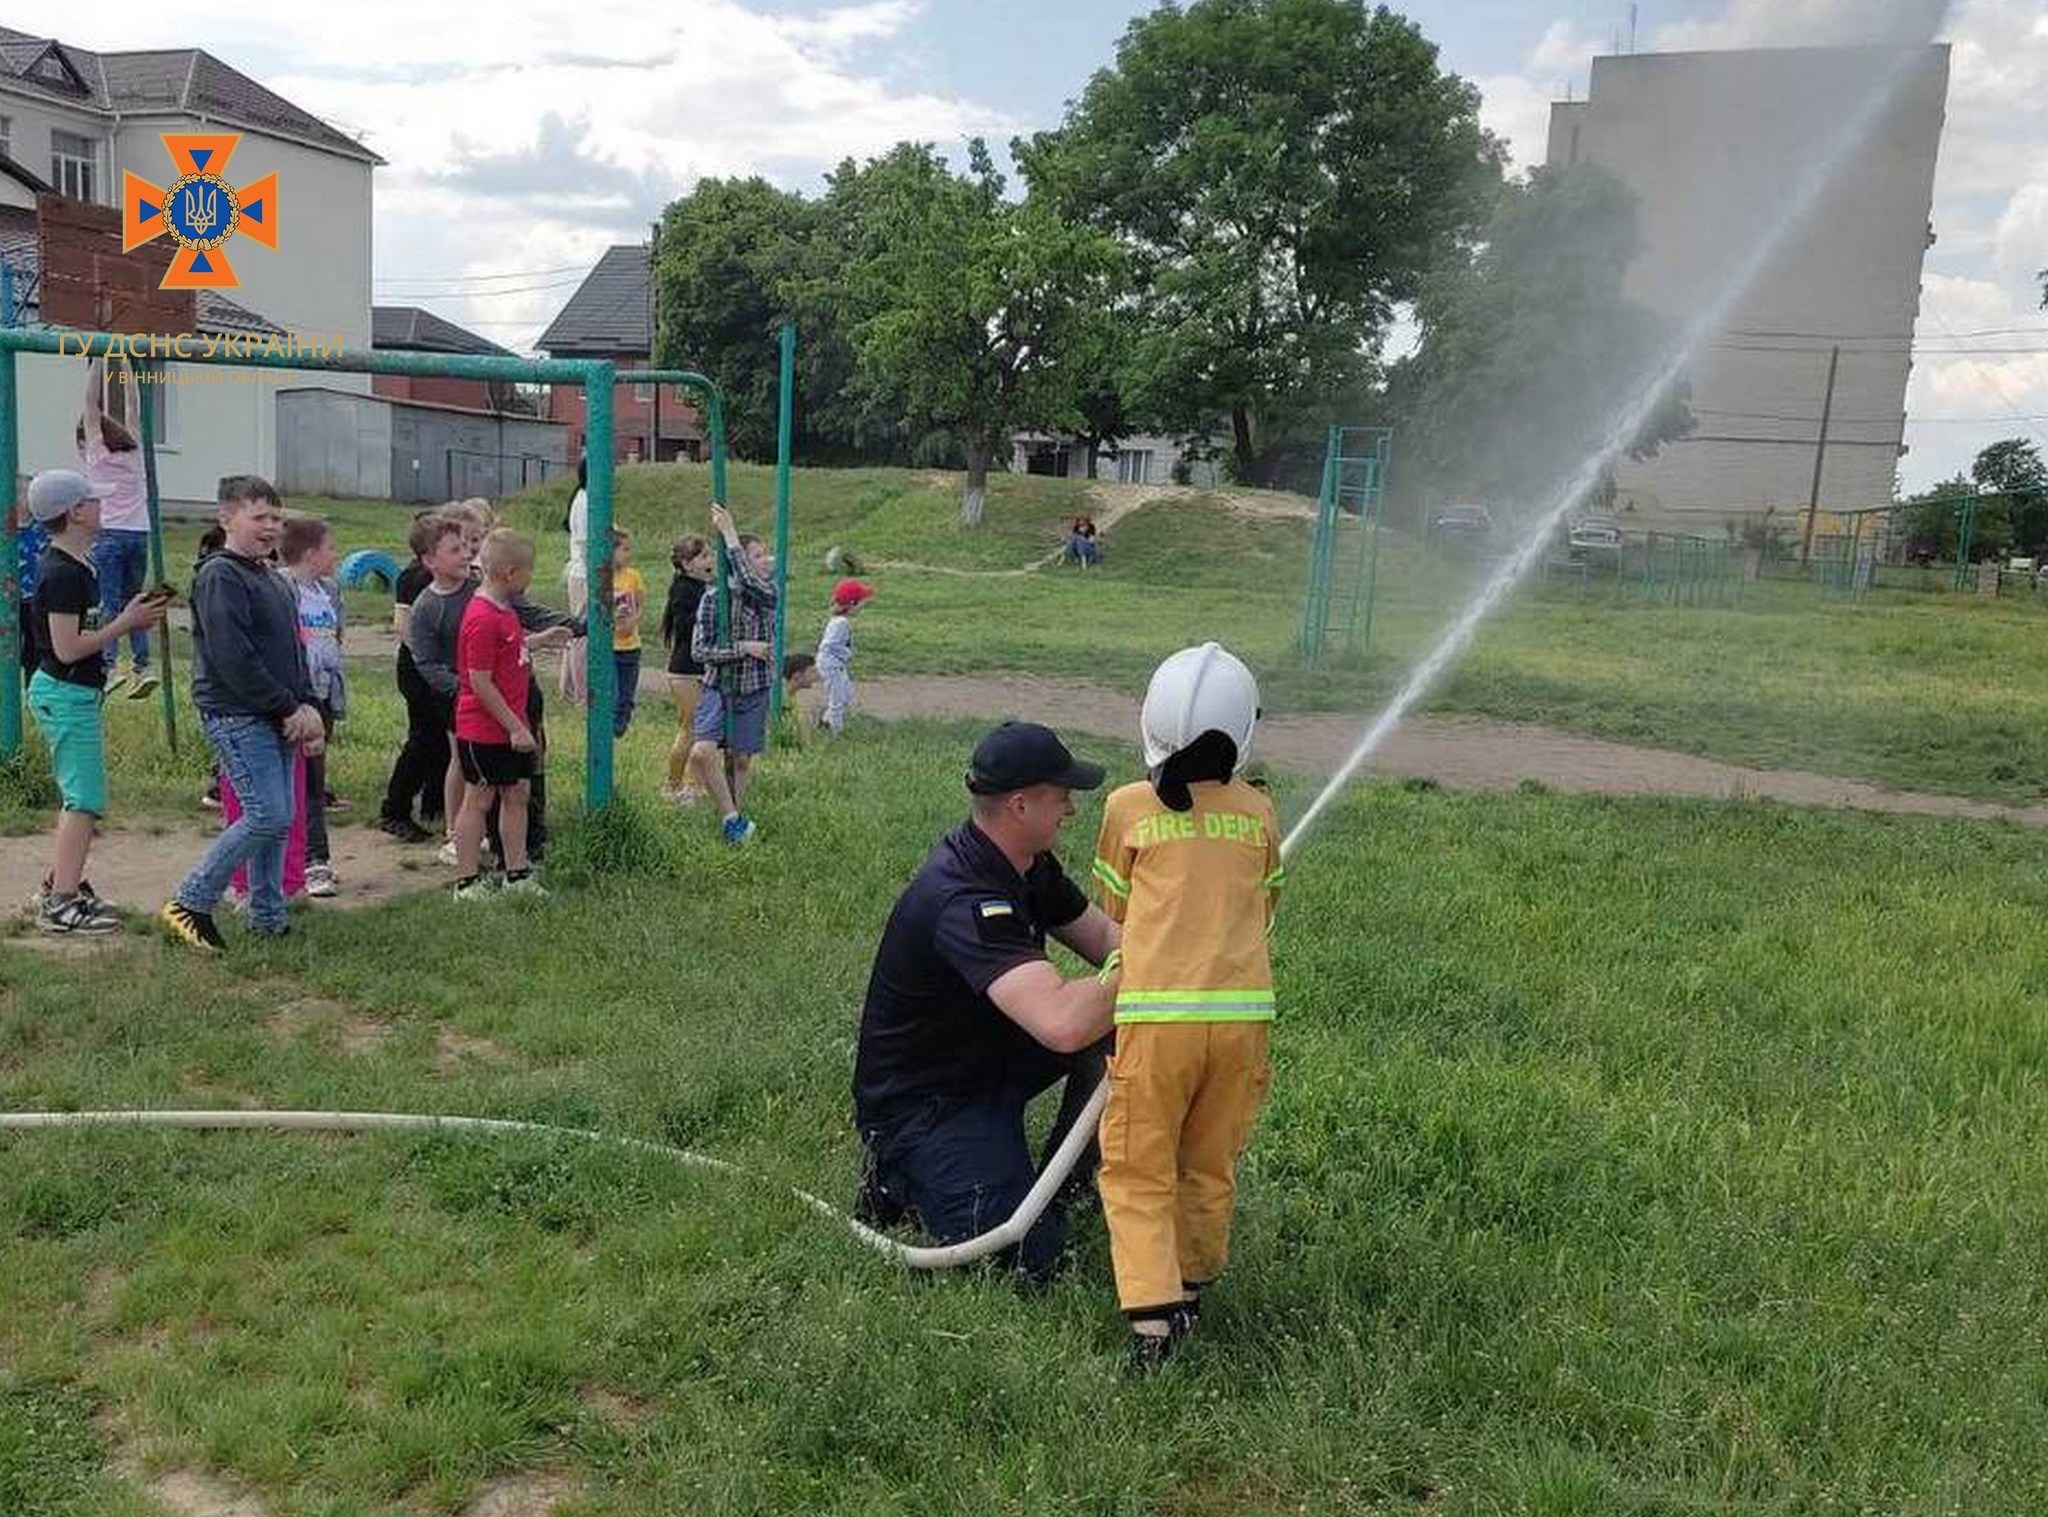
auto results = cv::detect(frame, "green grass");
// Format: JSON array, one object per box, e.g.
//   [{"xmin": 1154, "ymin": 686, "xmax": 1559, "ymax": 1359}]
[{"xmin": 6, "ymin": 723, "xmax": 2048, "ymax": 1513}]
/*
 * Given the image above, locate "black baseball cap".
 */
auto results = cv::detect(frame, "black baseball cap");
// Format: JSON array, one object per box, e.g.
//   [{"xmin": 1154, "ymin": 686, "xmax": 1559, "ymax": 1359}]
[{"xmin": 966, "ymin": 721, "xmax": 1106, "ymax": 796}]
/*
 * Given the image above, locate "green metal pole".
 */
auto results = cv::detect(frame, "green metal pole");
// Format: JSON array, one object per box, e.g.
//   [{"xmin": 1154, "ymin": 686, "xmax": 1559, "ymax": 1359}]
[
  {"xmin": 1954, "ymin": 495, "xmax": 1975, "ymax": 594},
  {"xmin": 768, "ymin": 320, "xmax": 794, "ymax": 725},
  {"xmin": 1300, "ymin": 427, "xmax": 1338, "ymax": 664},
  {"xmin": 0, "ymin": 349, "xmax": 16, "ymax": 760},
  {"xmin": 1359, "ymin": 517, "xmax": 1380, "ymax": 654},
  {"xmin": 135, "ymin": 369, "xmax": 177, "ymax": 754},
  {"xmin": 583, "ymin": 361, "xmax": 617, "ymax": 810}
]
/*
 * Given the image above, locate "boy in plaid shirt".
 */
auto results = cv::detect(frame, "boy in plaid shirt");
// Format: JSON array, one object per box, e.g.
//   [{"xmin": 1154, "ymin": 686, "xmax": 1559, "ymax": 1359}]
[{"xmin": 687, "ymin": 504, "xmax": 778, "ymax": 845}]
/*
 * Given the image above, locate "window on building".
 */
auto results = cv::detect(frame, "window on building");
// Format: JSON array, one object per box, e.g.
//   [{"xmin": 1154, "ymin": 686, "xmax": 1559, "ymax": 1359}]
[
  {"xmin": 143, "ymin": 375, "xmax": 173, "ymax": 447},
  {"xmin": 50, "ymin": 130, "xmax": 98, "ymax": 202},
  {"xmin": 1117, "ymin": 449, "xmax": 1155, "ymax": 485},
  {"xmin": 0, "ymin": 117, "xmax": 13, "ymax": 163},
  {"xmin": 632, "ymin": 383, "xmax": 654, "ymax": 403}
]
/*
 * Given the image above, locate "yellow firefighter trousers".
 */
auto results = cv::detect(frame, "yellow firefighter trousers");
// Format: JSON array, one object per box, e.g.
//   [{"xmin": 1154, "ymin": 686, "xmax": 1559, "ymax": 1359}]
[{"xmin": 1098, "ymin": 1020, "xmax": 1272, "ymax": 1313}]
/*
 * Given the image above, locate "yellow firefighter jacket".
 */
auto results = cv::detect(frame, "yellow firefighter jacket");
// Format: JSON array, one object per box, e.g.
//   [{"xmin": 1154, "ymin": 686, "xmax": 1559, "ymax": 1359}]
[{"xmin": 1091, "ymin": 777, "xmax": 1283, "ymax": 1022}]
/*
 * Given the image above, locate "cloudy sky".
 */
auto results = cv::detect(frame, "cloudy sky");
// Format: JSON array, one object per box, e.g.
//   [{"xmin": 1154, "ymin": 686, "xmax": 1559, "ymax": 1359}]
[{"xmin": 12, "ymin": 0, "xmax": 2046, "ymax": 489}]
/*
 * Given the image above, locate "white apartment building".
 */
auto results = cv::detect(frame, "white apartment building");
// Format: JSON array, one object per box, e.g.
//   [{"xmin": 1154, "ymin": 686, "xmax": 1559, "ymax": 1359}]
[
  {"xmin": 1547, "ymin": 44, "xmax": 1949, "ymax": 530},
  {"xmin": 0, "ymin": 31, "xmax": 380, "ymax": 503}
]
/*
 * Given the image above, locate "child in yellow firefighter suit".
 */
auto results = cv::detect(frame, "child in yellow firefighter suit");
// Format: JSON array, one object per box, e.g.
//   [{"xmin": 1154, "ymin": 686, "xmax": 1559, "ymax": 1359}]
[{"xmin": 1092, "ymin": 642, "xmax": 1281, "ymax": 1374}]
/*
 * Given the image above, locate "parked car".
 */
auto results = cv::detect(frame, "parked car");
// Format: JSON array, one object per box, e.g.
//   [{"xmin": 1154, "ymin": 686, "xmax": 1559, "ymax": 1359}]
[
  {"xmin": 1427, "ymin": 503, "xmax": 1494, "ymax": 553},
  {"xmin": 1567, "ymin": 514, "xmax": 1626, "ymax": 570}
]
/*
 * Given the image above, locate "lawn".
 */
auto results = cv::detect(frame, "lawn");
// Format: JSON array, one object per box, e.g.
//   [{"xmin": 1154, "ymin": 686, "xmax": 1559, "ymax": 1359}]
[
  {"xmin": 6, "ymin": 723, "xmax": 2048, "ymax": 1514},
  {"xmin": 59, "ymin": 461, "xmax": 2048, "ymax": 811}
]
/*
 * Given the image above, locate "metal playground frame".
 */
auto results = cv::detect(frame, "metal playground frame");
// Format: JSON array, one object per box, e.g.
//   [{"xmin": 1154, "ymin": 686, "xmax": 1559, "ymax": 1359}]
[{"xmin": 0, "ymin": 323, "xmax": 798, "ymax": 812}]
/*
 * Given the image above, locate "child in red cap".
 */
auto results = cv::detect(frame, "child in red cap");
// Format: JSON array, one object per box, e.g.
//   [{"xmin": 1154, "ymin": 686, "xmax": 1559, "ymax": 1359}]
[{"xmin": 817, "ymin": 577, "xmax": 873, "ymax": 737}]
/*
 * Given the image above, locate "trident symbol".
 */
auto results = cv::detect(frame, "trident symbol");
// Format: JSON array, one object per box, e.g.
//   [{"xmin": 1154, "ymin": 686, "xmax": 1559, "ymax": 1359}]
[{"xmin": 183, "ymin": 183, "xmax": 217, "ymax": 238}]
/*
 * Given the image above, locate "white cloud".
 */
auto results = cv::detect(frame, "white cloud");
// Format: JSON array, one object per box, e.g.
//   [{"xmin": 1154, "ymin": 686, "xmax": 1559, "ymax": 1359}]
[
  {"xmin": 6, "ymin": 0, "xmax": 1012, "ymax": 351},
  {"xmin": 779, "ymin": 1, "xmax": 923, "ymax": 49},
  {"xmin": 1473, "ymin": 72, "xmax": 1556, "ymax": 174},
  {"xmin": 1652, "ymin": 0, "xmax": 1948, "ymax": 51},
  {"xmin": 1529, "ymin": 20, "xmax": 1602, "ymax": 79},
  {"xmin": 1993, "ymin": 185, "xmax": 2048, "ymax": 282}
]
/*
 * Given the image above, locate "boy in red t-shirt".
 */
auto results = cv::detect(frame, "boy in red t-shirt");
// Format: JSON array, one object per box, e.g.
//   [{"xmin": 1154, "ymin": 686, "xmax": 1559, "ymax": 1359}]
[{"xmin": 452, "ymin": 529, "xmax": 545, "ymax": 899}]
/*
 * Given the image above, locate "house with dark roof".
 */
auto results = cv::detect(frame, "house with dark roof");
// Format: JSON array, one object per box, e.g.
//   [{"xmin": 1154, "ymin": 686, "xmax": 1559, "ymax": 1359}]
[
  {"xmin": 538, "ymin": 245, "xmax": 703, "ymax": 464},
  {"xmin": 373, "ymin": 305, "xmax": 521, "ymax": 415},
  {"xmin": 0, "ymin": 28, "xmax": 381, "ymax": 502}
]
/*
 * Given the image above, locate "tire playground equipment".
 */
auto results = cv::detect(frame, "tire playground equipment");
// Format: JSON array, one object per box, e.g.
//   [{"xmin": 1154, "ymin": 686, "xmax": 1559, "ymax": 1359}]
[{"xmin": 338, "ymin": 548, "xmax": 402, "ymax": 595}]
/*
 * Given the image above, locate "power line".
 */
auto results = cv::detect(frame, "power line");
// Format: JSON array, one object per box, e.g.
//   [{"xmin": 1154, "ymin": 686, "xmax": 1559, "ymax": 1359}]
[
  {"xmin": 1669, "ymin": 434, "xmax": 1903, "ymax": 449},
  {"xmin": 1712, "ymin": 340, "xmax": 2048, "ymax": 355},
  {"xmin": 1922, "ymin": 307, "xmax": 2047, "ymax": 454},
  {"xmin": 1725, "ymin": 324, "xmax": 2048, "ymax": 342},
  {"xmin": 374, "ymin": 263, "xmax": 592, "ymax": 289},
  {"xmin": 373, "ymin": 276, "xmax": 588, "ymax": 301},
  {"xmin": 1695, "ymin": 407, "xmax": 1901, "ymax": 426},
  {"xmin": 1697, "ymin": 407, "xmax": 2048, "ymax": 426}
]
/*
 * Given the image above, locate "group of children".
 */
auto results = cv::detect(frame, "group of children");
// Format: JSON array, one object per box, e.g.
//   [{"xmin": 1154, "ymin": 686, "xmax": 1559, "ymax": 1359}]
[{"xmin": 20, "ymin": 456, "xmax": 878, "ymax": 935}]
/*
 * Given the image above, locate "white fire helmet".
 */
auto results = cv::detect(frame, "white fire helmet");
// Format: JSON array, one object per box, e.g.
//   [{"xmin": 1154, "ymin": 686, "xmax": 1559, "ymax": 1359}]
[{"xmin": 1140, "ymin": 642, "xmax": 1260, "ymax": 770}]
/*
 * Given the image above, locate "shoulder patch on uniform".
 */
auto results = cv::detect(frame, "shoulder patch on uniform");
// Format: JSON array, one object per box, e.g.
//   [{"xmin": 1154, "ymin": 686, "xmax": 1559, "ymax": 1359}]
[{"xmin": 978, "ymin": 899, "xmax": 1015, "ymax": 919}]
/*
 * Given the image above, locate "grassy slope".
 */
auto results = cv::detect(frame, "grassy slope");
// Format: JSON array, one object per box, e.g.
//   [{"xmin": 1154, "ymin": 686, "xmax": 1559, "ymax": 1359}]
[
  {"xmin": 6, "ymin": 726, "xmax": 2048, "ymax": 1514},
  {"xmin": 58, "ymin": 464, "xmax": 2048, "ymax": 811}
]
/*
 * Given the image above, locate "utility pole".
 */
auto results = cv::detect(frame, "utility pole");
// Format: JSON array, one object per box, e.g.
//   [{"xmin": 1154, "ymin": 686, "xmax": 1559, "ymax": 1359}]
[
  {"xmin": 1798, "ymin": 344, "xmax": 1841, "ymax": 568},
  {"xmin": 647, "ymin": 219, "xmax": 661, "ymax": 464}
]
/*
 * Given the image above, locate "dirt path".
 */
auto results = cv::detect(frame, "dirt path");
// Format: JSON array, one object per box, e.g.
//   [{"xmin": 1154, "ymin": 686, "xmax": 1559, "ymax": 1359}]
[
  {"xmin": 0, "ymin": 817, "xmax": 447, "ymax": 948},
  {"xmin": 856, "ymin": 674, "xmax": 2048, "ymax": 828}
]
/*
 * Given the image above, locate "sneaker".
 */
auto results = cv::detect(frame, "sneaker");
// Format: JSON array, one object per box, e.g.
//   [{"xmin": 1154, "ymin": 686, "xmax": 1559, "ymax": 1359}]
[
  {"xmin": 324, "ymin": 790, "xmax": 352, "ymax": 813},
  {"xmin": 160, "ymin": 901, "xmax": 226, "ymax": 951},
  {"xmin": 437, "ymin": 839, "xmax": 460, "ymax": 866},
  {"xmin": 1125, "ymin": 1327, "xmax": 1180, "ymax": 1379},
  {"xmin": 126, "ymin": 670, "xmax": 159, "ymax": 699},
  {"xmin": 200, "ymin": 783, "xmax": 222, "ymax": 812},
  {"xmin": 452, "ymin": 874, "xmax": 498, "ymax": 903},
  {"xmin": 379, "ymin": 815, "xmax": 434, "ymax": 844},
  {"xmin": 304, "ymin": 863, "xmax": 338, "ymax": 898},
  {"xmin": 501, "ymin": 870, "xmax": 548, "ymax": 899},
  {"xmin": 721, "ymin": 814, "xmax": 756, "ymax": 847},
  {"xmin": 38, "ymin": 893, "xmax": 121, "ymax": 935},
  {"xmin": 104, "ymin": 670, "xmax": 133, "ymax": 698},
  {"xmin": 26, "ymin": 874, "xmax": 100, "ymax": 912}
]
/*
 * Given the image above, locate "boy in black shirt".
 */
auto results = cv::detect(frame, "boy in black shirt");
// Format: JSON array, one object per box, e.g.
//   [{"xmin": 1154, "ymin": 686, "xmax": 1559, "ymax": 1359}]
[
  {"xmin": 23, "ymin": 468, "xmax": 166, "ymax": 933},
  {"xmin": 378, "ymin": 511, "xmax": 460, "ymax": 842}
]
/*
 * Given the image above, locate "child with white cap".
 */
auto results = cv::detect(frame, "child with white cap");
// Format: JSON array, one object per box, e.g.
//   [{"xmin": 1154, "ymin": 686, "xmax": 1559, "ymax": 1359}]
[{"xmin": 1090, "ymin": 641, "xmax": 1283, "ymax": 1373}]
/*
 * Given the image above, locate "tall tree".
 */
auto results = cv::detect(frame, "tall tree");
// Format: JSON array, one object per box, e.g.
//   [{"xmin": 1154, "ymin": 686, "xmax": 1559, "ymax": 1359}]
[
  {"xmin": 1019, "ymin": 0, "xmax": 1499, "ymax": 486},
  {"xmin": 1072, "ymin": 307, "xmax": 1147, "ymax": 480},
  {"xmin": 824, "ymin": 142, "xmax": 1123, "ymax": 524},
  {"xmin": 1383, "ymin": 162, "xmax": 1693, "ymax": 517},
  {"xmin": 652, "ymin": 177, "xmax": 882, "ymax": 465},
  {"xmin": 1898, "ymin": 473, "xmax": 2010, "ymax": 563},
  {"xmin": 1971, "ymin": 438, "xmax": 2048, "ymax": 556},
  {"xmin": 652, "ymin": 178, "xmax": 810, "ymax": 461}
]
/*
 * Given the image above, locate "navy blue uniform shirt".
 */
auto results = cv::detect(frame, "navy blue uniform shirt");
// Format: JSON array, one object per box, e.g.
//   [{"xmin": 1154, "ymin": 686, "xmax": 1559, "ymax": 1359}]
[{"xmin": 854, "ymin": 821, "xmax": 1089, "ymax": 1129}]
